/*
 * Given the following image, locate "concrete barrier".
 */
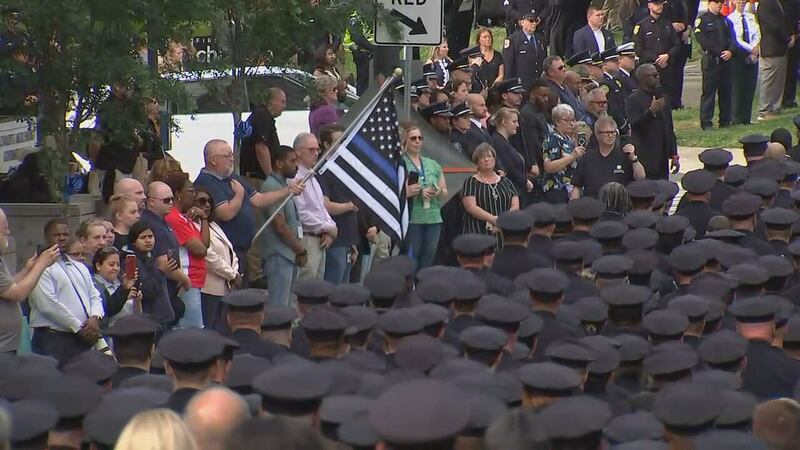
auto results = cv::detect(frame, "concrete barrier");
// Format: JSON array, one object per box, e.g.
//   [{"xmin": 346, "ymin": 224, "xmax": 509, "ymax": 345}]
[{"xmin": 0, "ymin": 194, "xmax": 104, "ymax": 271}]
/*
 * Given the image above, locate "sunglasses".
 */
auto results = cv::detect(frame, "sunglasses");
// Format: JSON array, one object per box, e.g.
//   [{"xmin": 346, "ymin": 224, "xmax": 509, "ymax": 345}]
[
  {"xmin": 409, "ymin": 136, "xmax": 423, "ymax": 141},
  {"xmin": 149, "ymin": 196, "xmax": 174, "ymax": 204}
]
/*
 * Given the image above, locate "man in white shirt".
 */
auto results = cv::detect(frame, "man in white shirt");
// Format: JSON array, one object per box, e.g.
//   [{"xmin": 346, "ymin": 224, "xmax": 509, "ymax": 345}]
[
  {"xmin": 29, "ymin": 223, "xmax": 105, "ymax": 364},
  {"xmin": 572, "ymin": 6, "xmax": 616, "ymax": 57},
  {"xmin": 291, "ymin": 133, "xmax": 338, "ymax": 281},
  {"xmin": 728, "ymin": 0, "xmax": 761, "ymax": 125}
]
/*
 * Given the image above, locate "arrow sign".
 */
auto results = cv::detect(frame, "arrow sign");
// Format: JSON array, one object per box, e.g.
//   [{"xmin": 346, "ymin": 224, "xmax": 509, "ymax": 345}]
[
  {"xmin": 375, "ymin": 0, "xmax": 442, "ymax": 46},
  {"xmin": 390, "ymin": 9, "xmax": 427, "ymax": 35}
]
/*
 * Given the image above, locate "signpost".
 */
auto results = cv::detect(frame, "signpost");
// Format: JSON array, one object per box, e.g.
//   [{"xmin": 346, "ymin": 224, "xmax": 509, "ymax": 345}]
[{"xmin": 375, "ymin": 0, "xmax": 443, "ymax": 120}]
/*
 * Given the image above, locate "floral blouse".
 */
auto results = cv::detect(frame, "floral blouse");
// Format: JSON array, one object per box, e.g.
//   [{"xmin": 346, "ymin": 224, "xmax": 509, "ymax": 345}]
[{"xmin": 540, "ymin": 131, "xmax": 577, "ymax": 193}]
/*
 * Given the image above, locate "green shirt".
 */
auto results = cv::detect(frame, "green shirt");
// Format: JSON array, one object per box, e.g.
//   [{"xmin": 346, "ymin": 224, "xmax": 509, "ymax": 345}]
[
  {"xmin": 260, "ymin": 173, "xmax": 299, "ymax": 261},
  {"xmin": 403, "ymin": 155, "xmax": 443, "ymax": 224}
]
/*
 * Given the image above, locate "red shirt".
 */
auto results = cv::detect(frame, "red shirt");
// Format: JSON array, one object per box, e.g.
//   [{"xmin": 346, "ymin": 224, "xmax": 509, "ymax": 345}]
[{"xmin": 165, "ymin": 207, "xmax": 207, "ymax": 288}]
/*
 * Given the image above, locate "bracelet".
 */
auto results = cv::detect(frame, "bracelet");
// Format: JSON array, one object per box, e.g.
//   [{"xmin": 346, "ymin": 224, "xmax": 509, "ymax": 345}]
[{"xmin": 631, "ymin": 158, "xmax": 639, "ymax": 163}]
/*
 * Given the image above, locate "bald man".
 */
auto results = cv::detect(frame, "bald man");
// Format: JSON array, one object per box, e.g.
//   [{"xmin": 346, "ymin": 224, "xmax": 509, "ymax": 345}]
[
  {"xmin": 113, "ymin": 178, "xmax": 146, "ymax": 210},
  {"xmin": 141, "ymin": 181, "xmax": 192, "ymax": 301},
  {"xmin": 184, "ymin": 387, "xmax": 251, "ymax": 450},
  {"xmin": 754, "ymin": 398, "xmax": 800, "ymax": 450},
  {"xmin": 193, "ymin": 139, "xmax": 304, "ymax": 287},
  {"xmin": 766, "ymin": 142, "xmax": 788, "ymax": 161}
]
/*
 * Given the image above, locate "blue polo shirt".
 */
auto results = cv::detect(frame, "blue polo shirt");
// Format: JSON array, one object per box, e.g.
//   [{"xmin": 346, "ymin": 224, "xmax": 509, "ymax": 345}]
[
  {"xmin": 193, "ymin": 169, "xmax": 257, "ymax": 250},
  {"xmin": 140, "ymin": 209, "xmax": 179, "ymax": 259}
]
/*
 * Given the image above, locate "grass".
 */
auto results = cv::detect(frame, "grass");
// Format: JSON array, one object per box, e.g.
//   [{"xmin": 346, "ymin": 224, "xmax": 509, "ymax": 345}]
[{"xmin": 673, "ymin": 104, "xmax": 798, "ymax": 148}]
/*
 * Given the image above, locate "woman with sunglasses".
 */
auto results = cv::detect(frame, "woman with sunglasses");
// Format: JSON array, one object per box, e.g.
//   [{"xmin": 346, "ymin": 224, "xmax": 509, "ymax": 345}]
[
  {"xmin": 164, "ymin": 172, "xmax": 209, "ymax": 329},
  {"xmin": 401, "ymin": 122, "xmax": 447, "ymax": 270},
  {"xmin": 194, "ymin": 187, "xmax": 241, "ymax": 332},
  {"xmin": 309, "ymin": 75, "xmax": 344, "ymax": 136}
]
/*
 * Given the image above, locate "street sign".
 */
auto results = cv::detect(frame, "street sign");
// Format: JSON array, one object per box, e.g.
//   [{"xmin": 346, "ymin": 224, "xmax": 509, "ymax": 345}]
[{"xmin": 374, "ymin": 0, "xmax": 443, "ymax": 46}]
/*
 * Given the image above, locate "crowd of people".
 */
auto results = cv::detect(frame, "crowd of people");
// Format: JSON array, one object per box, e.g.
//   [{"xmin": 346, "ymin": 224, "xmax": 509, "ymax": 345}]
[{"xmin": 7, "ymin": 0, "xmax": 800, "ymax": 449}]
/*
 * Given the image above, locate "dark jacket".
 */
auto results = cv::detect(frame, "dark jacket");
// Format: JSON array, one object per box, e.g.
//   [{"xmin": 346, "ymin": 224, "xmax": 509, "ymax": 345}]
[
  {"xmin": 519, "ymin": 102, "xmax": 552, "ymax": 168},
  {"xmin": 572, "ymin": 25, "xmax": 616, "ymax": 56},
  {"xmin": 129, "ymin": 250, "xmax": 175, "ymax": 325},
  {"xmin": 503, "ymin": 29, "xmax": 547, "ymax": 90},
  {"xmin": 757, "ymin": 0, "xmax": 795, "ymax": 57},
  {"xmin": 545, "ymin": 80, "xmax": 586, "ymax": 121},
  {"xmin": 625, "ymin": 88, "xmax": 677, "ymax": 180},
  {"xmin": 492, "ymin": 132, "xmax": 528, "ymax": 194}
]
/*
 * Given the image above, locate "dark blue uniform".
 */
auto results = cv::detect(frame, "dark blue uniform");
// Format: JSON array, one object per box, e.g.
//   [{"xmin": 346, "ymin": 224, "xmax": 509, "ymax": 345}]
[
  {"xmin": 503, "ymin": 29, "xmax": 547, "ymax": 91},
  {"xmin": 633, "ymin": 14, "xmax": 682, "ymax": 108},
  {"xmin": 599, "ymin": 72, "xmax": 630, "ymax": 135},
  {"xmin": 694, "ymin": 10, "xmax": 735, "ymax": 129},
  {"xmin": 615, "ymin": 68, "xmax": 638, "ymax": 99}
]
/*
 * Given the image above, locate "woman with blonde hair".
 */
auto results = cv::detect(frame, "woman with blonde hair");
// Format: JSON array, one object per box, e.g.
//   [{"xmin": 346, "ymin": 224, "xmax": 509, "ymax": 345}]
[
  {"xmin": 115, "ymin": 409, "xmax": 198, "ymax": 450},
  {"xmin": 109, "ymin": 194, "xmax": 141, "ymax": 252},
  {"xmin": 425, "ymin": 39, "xmax": 452, "ymax": 85},
  {"xmin": 148, "ymin": 157, "xmax": 183, "ymax": 184},
  {"xmin": 490, "ymin": 107, "xmax": 531, "ymax": 202},
  {"xmin": 308, "ymin": 75, "xmax": 344, "ymax": 136}
]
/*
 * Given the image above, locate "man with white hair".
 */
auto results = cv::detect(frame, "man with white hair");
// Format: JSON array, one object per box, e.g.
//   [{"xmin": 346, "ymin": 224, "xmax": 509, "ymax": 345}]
[
  {"xmin": 0, "ymin": 209, "xmax": 59, "ymax": 354},
  {"xmin": 193, "ymin": 139, "xmax": 304, "ymax": 285},
  {"xmin": 184, "ymin": 386, "xmax": 251, "ymax": 450},
  {"xmin": 291, "ymin": 133, "xmax": 337, "ymax": 281}
]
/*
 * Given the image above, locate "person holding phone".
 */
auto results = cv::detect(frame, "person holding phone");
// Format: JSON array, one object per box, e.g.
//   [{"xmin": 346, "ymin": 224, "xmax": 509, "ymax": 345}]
[
  {"xmin": 571, "ymin": 116, "xmax": 646, "ymax": 199},
  {"xmin": 540, "ymin": 104, "xmax": 584, "ymax": 204},
  {"xmin": 91, "ymin": 246, "xmax": 141, "ymax": 326},
  {"xmin": 125, "ymin": 221, "xmax": 175, "ymax": 326},
  {"xmin": 401, "ymin": 123, "xmax": 448, "ymax": 270}
]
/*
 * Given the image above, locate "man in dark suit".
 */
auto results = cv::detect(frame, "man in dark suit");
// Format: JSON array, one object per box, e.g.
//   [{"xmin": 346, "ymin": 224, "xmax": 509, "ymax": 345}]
[
  {"xmin": 572, "ymin": 6, "xmax": 616, "ymax": 57},
  {"xmin": 756, "ymin": 0, "xmax": 795, "ymax": 120},
  {"xmin": 543, "ymin": 55, "xmax": 586, "ymax": 120},
  {"xmin": 625, "ymin": 64, "xmax": 678, "ymax": 180},
  {"xmin": 549, "ymin": 0, "xmax": 592, "ymax": 57},
  {"xmin": 503, "ymin": 9, "xmax": 548, "ymax": 91}
]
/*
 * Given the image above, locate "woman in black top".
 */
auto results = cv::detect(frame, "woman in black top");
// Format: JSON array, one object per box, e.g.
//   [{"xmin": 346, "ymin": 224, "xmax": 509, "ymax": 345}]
[
  {"xmin": 490, "ymin": 107, "xmax": 531, "ymax": 199},
  {"xmin": 126, "ymin": 221, "xmax": 175, "ymax": 326},
  {"xmin": 461, "ymin": 143, "xmax": 519, "ymax": 235},
  {"xmin": 476, "ymin": 27, "xmax": 504, "ymax": 88}
]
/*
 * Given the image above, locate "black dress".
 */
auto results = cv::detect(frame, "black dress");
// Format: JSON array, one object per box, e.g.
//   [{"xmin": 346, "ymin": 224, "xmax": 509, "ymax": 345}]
[{"xmin": 477, "ymin": 50, "xmax": 503, "ymax": 87}]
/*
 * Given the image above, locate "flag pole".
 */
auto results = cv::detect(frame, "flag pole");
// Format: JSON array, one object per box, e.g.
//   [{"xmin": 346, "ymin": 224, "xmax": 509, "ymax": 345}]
[{"xmin": 251, "ymin": 69, "xmax": 404, "ymax": 245}]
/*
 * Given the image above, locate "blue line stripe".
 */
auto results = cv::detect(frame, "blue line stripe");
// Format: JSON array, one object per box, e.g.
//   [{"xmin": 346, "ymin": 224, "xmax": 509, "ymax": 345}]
[{"xmin": 349, "ymin": 134, "xmax": 398, "ymax": 183}]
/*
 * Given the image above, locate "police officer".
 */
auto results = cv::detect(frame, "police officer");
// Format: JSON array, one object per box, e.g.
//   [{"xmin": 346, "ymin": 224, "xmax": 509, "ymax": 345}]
[
  {"xmin": 615, "ymin": 43, "xmax": 639, "ymax": 98},
  {"xmin": 694, "ymin": 0, "xmax": 735, "ymax": 130},
  {"xmin": 504, "ymin": 0, "xmax": 550, "ymax": 38},
  {"xmin": 633, "ymin": 0, "xmax": 682, "ymax": 109},
  {"xmin": 598, "ymin": 48, "xmax": 630, "ymax": 135},
  {"xmin": 675, "ymin": 169, "xmax": 720, "ymax": 237},
  {"xmin": 344, "ymin": 11, "xmax": 374, "ymax": 96},
  {"xmin": 492, "ymin": 210, "xmax": 551, "ymax": 280},
  {"xmin": 503, "ymin": 9, "xmax": 547, "ymax": 92}
]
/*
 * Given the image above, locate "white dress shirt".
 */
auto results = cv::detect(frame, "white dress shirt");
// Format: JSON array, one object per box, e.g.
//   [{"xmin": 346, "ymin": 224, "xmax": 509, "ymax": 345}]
[
  {"xmin": 292, "ymin": 165, "xmax": 337, "ymax": 235},
  {"xmin": 592, "ymin": 27, "xmax": 606, "ymax": 53},
  {"xmin": 30, "ymin": 258, "xmax": 104, "ymax": 332},
  {"xmin": 727, "ymin": 10, "xmax": 760, "ymax": 53}
]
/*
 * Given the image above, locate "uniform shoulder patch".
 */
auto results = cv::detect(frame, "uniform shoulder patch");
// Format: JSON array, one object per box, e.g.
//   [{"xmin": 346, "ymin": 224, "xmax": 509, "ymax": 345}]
[
  {"xmin": 694, "ymin": 17, "xmax": 702, "ymax": 28},
  {"xmin": 504, "ymin": 38, "xmax": 510, "ymax": 49},
  {"xmin": 616, "ymin": 79, "xmax": 623, "ymax": 88},
  {"xmin": 348, "ymin": 17, "xmax": 358, "ymax": 27},
  {"xmin": 598, "ymin": 85, "xmax": 610, "ymax": 94},
  {"xmin": 633, "ymin": 25, "xmax": 640, "ymax": 35}
]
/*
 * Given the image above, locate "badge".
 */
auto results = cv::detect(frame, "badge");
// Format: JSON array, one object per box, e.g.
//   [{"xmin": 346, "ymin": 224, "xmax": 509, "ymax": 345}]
[
  {"xmin": 504, "ymin": 39, "xmax": 510, "ymax": 49},
  {"xmin": 694, "ymin": 17, "xmax": 702, "ymax": 28},
  {"xmin": 633, "ymin": 25, "xmax": 640, "ymax": 35},
  {"xmin": 599, "ymin": 85, "xmax": 610, "ymax": 94},
  {"xmin": 616, "ymin": 79, "xmax": 623, "ymax": 88}
]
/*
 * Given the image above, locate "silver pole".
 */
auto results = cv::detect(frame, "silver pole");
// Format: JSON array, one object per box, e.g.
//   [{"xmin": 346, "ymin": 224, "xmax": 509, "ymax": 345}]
[
  {"xmin": 250, "ymin": 72, "xmax": 403, "ymax": 245},
  {"xmin": 404, "ymin": 45, "xmax": 412, "ymax": 120}
]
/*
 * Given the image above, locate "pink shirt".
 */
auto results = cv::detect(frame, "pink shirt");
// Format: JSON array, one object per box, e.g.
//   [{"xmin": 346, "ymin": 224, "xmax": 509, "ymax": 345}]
[{"xmin": 292, "ymin": 165, "xmax": 337, "ymax": 235}]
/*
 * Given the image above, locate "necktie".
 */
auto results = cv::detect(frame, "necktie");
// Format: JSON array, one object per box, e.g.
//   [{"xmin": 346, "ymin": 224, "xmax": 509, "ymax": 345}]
[{"xmin": 742, "ymin": 14, "xmax": 750, "ymax": 44}]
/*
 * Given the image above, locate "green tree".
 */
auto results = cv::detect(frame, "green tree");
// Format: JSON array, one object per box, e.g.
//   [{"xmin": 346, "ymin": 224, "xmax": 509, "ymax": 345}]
[{"xmin": 0, "ymin": 0, "xmax": 197, "ymax": 200}]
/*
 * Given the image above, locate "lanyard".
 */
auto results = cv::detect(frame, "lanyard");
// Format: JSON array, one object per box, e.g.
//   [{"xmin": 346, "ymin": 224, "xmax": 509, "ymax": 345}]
[{"xmin": 56, "ymin": 259, "xmax": 90, "ymax": 319}]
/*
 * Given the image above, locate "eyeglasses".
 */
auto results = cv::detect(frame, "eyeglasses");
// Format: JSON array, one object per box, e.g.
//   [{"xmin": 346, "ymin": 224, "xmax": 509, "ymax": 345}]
[
  {"xmin": 68, "ymin": 251, "xmax": 88, "ymax": 259},
  {"xmin": 560, "ymin": 118, "xmax": 577, "ymax": 123},
  {"xmin": 597, "ymin": 130, "xmax": 617, "ymax": 136},
  {"xmin": 149, "ymin": 196, "xmax": 174, "ymax": 204},
  {"xmin": 409, "ymin": 136, "xmax": 423, "ymax": 141},
  {"xmin": 555, "ymin": 65, "xmax": 566, "ymax": 71},
  {"xmin": 194, "ymin": 197, "xmax": 211, "ymax": 206},
  {"xmin": 214, "ymin": 152, "xmax": 234, "ymax": 160}
]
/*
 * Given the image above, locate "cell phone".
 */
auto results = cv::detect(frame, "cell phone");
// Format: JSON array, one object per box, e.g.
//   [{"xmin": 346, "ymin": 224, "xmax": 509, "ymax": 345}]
[
  {"xmin": 576, "ymin": 132, "xmax": 587, "ymax": 147},
  {"xmin": 166, "ymin": 249, "xmax": 180, "ymax": 268},
  {"xmin": 620, "ymin": 135, "xmax": 631, "ymax": 148},
  {"xmin": 408, "ymin": 171, "xmax": 420, "ymax": 185},
  {"xmin": 125, "ymin": 254, "xmax": 137, "ymax": 279}
]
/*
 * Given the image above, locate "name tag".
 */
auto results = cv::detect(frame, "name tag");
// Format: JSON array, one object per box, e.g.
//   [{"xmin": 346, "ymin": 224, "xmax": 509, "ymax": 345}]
[
  {"xmin": 519, "ymin": 50, "xmax": 527, "ymax": 54},
  {"xmin": 614, "ymin": 164, "xmax": 625, "ymax": 174},
  {"xmin": 646, "ymin": 32, "xmax": 653, "ymax": 36},
  {"xmin": 297, "ymin": 224, "xmax": 304, "ymax": 237}
]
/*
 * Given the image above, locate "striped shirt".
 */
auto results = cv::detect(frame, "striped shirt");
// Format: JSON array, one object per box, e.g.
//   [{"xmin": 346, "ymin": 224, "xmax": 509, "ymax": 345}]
[{"xmin": 461, "ymin": 175, "xmax": 518, "ymax": 235}]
